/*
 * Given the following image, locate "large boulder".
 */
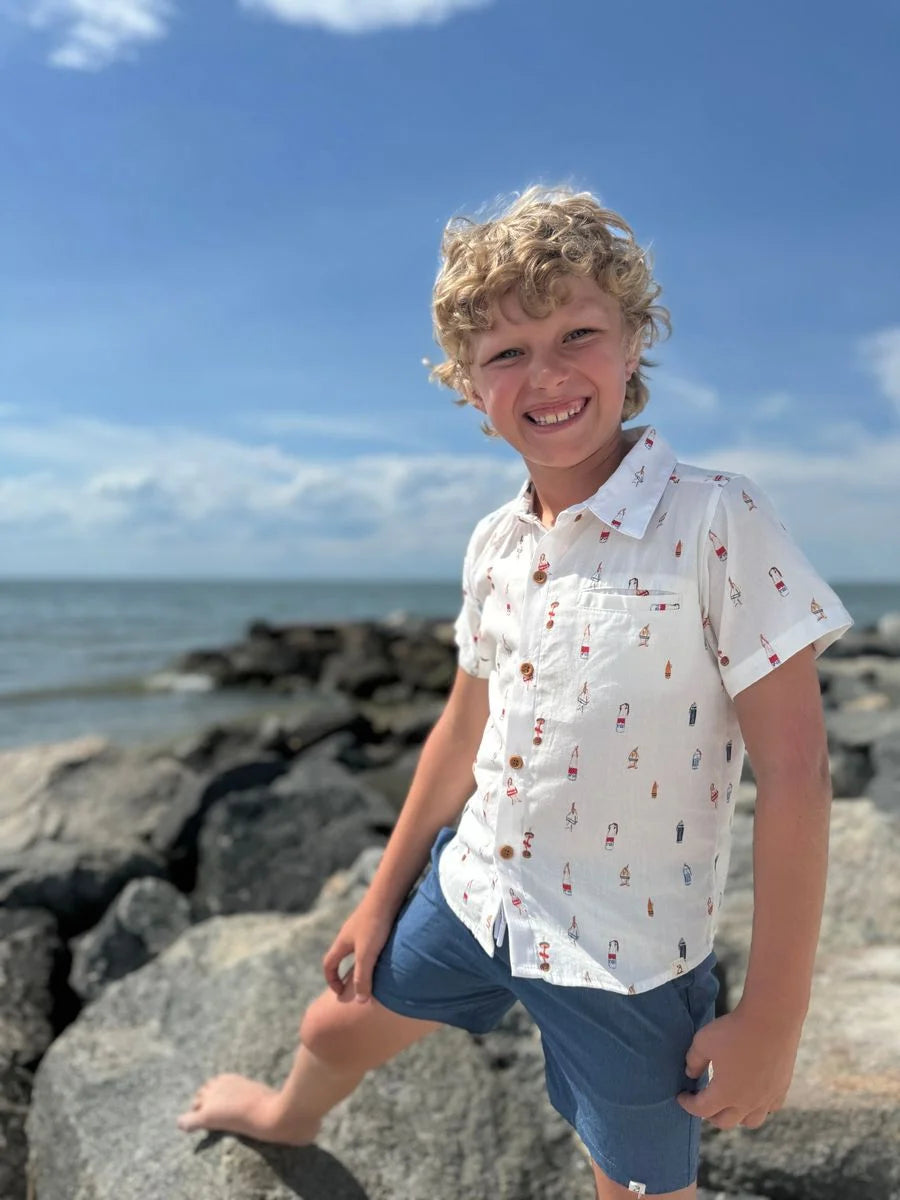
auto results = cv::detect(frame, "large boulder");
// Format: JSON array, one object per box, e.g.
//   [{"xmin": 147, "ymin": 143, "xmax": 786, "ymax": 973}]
[
  {"xmin": 192, "ymin": 762, "xmax": 395, "ymax": 917},
  {"xmin": 27, "ymin": 851, "xmax": 598, "ymax": 1200},
  {"xmin": 69, "ymin": 877, "xmax": 192, "ymax": 1002}
]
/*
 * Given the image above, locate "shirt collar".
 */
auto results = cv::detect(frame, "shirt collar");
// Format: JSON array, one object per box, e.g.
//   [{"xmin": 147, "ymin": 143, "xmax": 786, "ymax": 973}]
[{"xmin": 514, "ymin": 424, "xmax": 678, "ymax": 540}]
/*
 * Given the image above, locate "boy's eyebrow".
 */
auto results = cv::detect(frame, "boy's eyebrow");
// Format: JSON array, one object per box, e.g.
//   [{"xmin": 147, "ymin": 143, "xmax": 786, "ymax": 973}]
[{"xmin": 479, "ymin": 303, "xmax": 612, "ymax": 347}]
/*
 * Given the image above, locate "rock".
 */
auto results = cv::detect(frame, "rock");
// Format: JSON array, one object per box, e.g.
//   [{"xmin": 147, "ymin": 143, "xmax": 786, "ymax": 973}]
[
  {"xmin": 714, "ymin": 799, "xmax": 900, "ymax": 1006},
  {"xmin": 825, "ymin": 706, "xmax": 900, "ymax": 750},
  {"xmin": 69, "ymin": 878, "xmax": 192, "ymax": 1002},
  {"xmin": 876, "ymin": 611, "xmax": 900, "ymax": 651},
  {"xmin": 27, "ymin": 852, "xmax": 596, "ymax": 1200},
  {"xmin": 356, "ymin": 746, "xmax": 423, "ymax": 814},
  {"xmin": 699, "ymin": 947, "xmax": 900, "ymax": 1200},
  {"xmin": 0, "ymin": 737, "xmax": 196, "ymax": 933},
  {"xmin": 0, "ymin": 909, "xmax": 63, "ymax": 1200},
  {"xmin": 192, "ymin": 762, "xmax": 395, "ymax": 917},
  {"xmin": 0, "ymin": 908, "xmax": 61, "ymax": 1068},
  {"xmin": 828, "ymin": 744, "xmax": 873, "ymax": 798},
  {"xmin": 870, "ymin": 732, "xmax": 900, "ymax": 815}
]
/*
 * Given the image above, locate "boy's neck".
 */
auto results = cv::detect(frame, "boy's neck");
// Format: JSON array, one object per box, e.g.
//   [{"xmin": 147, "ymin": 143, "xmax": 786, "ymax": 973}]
[{"xmin": 528, "ymin": 428, "xmax": 630, "ymax": 530}]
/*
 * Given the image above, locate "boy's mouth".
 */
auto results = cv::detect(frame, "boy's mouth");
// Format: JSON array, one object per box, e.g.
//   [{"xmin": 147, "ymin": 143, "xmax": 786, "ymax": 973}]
[{"xmin": 525, "ymin": 397, "xmax": 589, "ymax": 427}]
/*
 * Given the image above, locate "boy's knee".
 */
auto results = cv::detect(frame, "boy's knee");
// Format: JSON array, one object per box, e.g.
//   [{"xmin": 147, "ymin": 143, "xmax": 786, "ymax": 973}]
[{"xmin": 299, "ymin": 991, "xmax": 362, "ymax": 1067}]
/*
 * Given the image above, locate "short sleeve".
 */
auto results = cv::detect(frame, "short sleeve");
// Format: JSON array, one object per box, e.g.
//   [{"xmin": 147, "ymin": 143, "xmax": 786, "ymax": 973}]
[
  {"xmin": 700, "ymin": 475, "xmax": 853, "ymax": 698},
  {"xmin": 453, "ymin": 516, "xmax": 498, "ymax": 679}
]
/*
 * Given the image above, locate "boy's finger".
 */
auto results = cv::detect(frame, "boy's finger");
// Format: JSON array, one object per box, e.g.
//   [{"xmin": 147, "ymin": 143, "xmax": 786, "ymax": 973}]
[
  {"xmin": 353, "ymin": 957, "xmax": 373, "ymax": 1003},
  {"xmin": 683, "ymin": 1042, "xmax": 711, "ymax": 1079}
]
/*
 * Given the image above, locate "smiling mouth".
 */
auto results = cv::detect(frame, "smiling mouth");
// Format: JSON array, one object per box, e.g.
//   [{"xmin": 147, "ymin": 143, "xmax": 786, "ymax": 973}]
[{"xmin": 525, "ymin": 397, "xmax": 589, "ymax": 427}]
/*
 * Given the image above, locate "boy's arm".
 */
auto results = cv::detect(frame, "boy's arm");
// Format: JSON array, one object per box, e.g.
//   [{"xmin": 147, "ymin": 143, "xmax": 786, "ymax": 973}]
[
  {"xmin": 363, "ymin": 666, "xmax": 490, "ymax": 914},
  {"xmin": 677, "ymin": 644, "xmax": 832, "ymax": 1129}
]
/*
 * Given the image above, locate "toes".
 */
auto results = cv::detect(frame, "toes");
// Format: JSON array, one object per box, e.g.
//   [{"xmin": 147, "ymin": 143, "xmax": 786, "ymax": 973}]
[{"xmin": 176, "ymin": 1111, "xmax": 205, "ymax": 1133}]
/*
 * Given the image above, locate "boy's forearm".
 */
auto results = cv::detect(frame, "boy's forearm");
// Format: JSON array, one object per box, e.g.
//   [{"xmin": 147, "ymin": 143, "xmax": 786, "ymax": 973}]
[
  {"xmin": 738, "ymin": 766, "xmax": 832, "ymax": 1029},
  {"xmin": 364, "ymin": 710, "xmax": 483, "ymax": 913}
]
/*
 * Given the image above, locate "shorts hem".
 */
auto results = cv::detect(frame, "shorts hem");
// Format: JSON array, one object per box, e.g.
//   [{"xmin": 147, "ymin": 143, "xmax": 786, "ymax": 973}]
[{"xmin": 369, "ymin": 981, "xmax": 499, "ymax": 1036}]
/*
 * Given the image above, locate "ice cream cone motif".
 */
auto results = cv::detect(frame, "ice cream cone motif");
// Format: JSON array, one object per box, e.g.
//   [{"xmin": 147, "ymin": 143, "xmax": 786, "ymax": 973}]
[
  {"xmin": 506, "ymin": 776, "xmax": 519, "ymax": 803},
  {"xmin": 647, "ymin": 898, "xmax": 654, "ymax": 917},
  {"xmin": 616, "ymin": 702, "xmax": 630, "ymax": 733},
  {"xmin": 577, "ymin": 682, "xmax": 590, "ymax": 714},
  {"xmin": 592, "ymin": 561, "xmax": 603, "ymax": 582},
  {"xmin": 509, "ymin": 887, "xmax": 528, "ymax": 918},
  {"xmin": 580, "ymin": 624, "xmax": 591, "ymax": 659},
  {"xmin": 675, "ymin": 539, "xmax": 683, "ymax": 558},
  {"xmin": 639, "ymin": 623, "xmax": 650, "ymax": 648},
  {"xmin": 627, "ymin": 746, "xmax": 639, "ymax": 770},
  {"xmin": 566, "ymin": 802, "xmax": 578, "ymax": 832},
  {"xmin": 619, "ymin": 864, "xmax": 631, "ymax": 887},
  {"xmin": 611, "ymin": 506, "xmax": 626, "ymax": 529},
  {"xmin": 811, "ymin": 598, "xmax": 826, "ymax": 621},
  {"xmin": 708, "ymin": 530, "xmax": 728, "ymax": 561},
  {"xmin": 769, "ymin": 566, "xmax": 789, "ymax": 597},
  {"xmin": 605, "ymin": 822, "xmax": 618, "ymax": 850},
  {"xmin": 568, "ymin": 745, "xmax": 579, "ymax": 781},
  {"xmin": 537, "ymin": 940, "xmax": 551, "ymax": 972},
  {"xmin": 608, "ymin": 939, "xmax": 619, "ymax": 970},
  {"xmin": 644, "ymin": 428, "xmax": 656, "ymax": 448},
  {"xmin": 760, "ymin": 633, "xmax": 780, "ymax": 666},
  {"xmin": 664, "ymin": 660, "xmax": 672, "ymax": 680},
  {"xmin": 691, "ymin": 748, "xmax": 702, "ymax": 770},
  {"xmin": 568, "ymin": 916, "xmax": 579, "ymax": 942},
  {"xmin": 633, "ymin": 465, "xmax": 645, "ymax": 487},
  {"xmin": 729, "ymin": 577, "xmax": 742, "ymax": 606},
  {"xmin": 522, "ymin": 829, "xmax": 534, "ymax": 858},
  {"xmin": 741, "ymin": 489, "xmax": 757, "ymax": 511},
  {"xmin": 562, "ymin": 861, "xmax": 572, "ymax": 895},
  {"xmin": 651, "ymin": 780, "xmax": 659, "ymax": 799},
  {"xmin": 710, "ymin": 782, "xmax": 719, "ymax": 808}
]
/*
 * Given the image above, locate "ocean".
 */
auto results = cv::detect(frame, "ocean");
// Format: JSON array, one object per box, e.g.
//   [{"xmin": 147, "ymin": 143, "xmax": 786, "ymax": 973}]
[{"xmin": 0, "ymin": 578, "xmax": 896, "ymax": 752}]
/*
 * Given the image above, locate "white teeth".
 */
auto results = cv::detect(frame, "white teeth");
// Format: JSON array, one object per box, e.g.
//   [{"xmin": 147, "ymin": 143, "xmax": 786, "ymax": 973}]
[{"xmin": 529, "ymin": 400, "xmax": 586, "ymax": 426}]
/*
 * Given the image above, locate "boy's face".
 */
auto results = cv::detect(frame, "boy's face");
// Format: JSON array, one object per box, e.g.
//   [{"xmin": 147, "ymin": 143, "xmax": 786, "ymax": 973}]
[{"xmin": 467, "ymin": 275, "xmax": 638, "ymax": 469}]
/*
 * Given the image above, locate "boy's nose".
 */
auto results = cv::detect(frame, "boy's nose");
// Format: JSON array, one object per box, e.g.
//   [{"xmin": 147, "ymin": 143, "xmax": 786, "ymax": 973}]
[{"xmin": 529, "ymin": 353, "xmax": 569, "ymax": 389}]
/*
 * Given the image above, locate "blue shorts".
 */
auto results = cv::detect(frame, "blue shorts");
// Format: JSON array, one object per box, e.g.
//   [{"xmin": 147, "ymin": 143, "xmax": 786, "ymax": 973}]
[{"xmin": 371, "ymin": 826, "xmax": 719, "ymax": 1194}]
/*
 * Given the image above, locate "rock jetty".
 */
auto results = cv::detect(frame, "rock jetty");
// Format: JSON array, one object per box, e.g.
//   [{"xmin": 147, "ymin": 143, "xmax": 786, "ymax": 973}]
[{"xmin": 0, "ymin": 612, "xmax": 897, "ymax": 1200}]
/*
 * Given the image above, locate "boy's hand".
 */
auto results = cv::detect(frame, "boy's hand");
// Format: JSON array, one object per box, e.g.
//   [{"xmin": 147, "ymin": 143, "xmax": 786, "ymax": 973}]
[
  {"xmin": 675, "ymin": 1003, "xmax": 803, "ymax": 1129},
  {"xmin": 322, "ymin": 898, "xmax": 396, "ymax": 1005}
]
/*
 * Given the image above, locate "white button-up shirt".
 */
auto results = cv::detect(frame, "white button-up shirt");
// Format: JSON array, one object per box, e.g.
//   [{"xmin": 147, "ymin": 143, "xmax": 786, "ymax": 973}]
[{"xmin": 440, "ymin": 423, "xmax": 852, "ymax": 994}]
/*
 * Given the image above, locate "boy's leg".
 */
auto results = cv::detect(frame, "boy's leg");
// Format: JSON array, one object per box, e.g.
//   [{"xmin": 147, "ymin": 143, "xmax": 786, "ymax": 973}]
[
  {"xmin": 176, "ymin": 978, "xmax": 441, "ymax": 1142},
  {"xmin": 591, "ymin": 1158, "xmax": 696, "ymax": 1199}
]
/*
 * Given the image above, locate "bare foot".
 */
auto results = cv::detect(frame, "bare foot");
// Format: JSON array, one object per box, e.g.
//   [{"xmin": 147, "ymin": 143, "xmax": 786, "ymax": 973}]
[{"xmin": 176, "ymin": 1073, "xmax": 321, "ymax": 1145}]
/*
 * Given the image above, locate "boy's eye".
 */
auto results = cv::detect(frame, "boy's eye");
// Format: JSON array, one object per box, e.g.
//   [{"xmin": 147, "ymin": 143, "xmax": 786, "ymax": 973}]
[{"xmin": 487, "ymin": 328, "xmax": 599, "ymax": 363}]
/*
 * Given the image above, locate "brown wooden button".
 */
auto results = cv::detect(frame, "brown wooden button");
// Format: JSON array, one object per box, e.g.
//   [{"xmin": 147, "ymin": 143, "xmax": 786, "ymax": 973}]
[
  {"xmin": 532, "ymin": 569, "xmax": 548, "ymax": 584},
  {"xmin": 508, "ymin": 754, "xmax": 524, "ymax": 769},
  {"xmin": 574, "ymin": 513, "xmax": 583, "ymax": 522},
  {"xmin": 498, "ymin": 844, "xmax": 515, "ymax": 859},
  {"xmin": 519, "ymin": 661, "xmax": 534, "ymax": 679}
]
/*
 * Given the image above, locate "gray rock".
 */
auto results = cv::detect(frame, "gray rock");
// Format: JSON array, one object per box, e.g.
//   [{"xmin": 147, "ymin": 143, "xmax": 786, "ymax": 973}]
[
  {"xmin": 0, "ymin": 737, "xmax": 194, "ymax": 932},
  {"xmin": 27, "ymin": 853, "xmax": 597, "ymax": 1200},
  {"xmin": 356, "ymin": 746, "xmax": 423, "ymax": 814},
  {"xmin": 825, "ymin": 705, "xmax": 900, "ymax": 750},
  {"xmin": 715, "ymin": 799, "xmax": 900, "ymax": 1005},
  {"xmin": 828, "ymin": 743, "xmax": 872, "ymax": 798},
  {"xmin": 700, "ymin": 948, "xmax": 900, "ymax": 1200},
  {"xmin": 192, "ymin": 762, "xmax": 395, "ymax": 917},
  {"xmin": 0, "ymin": 1061, "xmax": 31, "ymax": 1200},
  {"xmin": 69, "ymin": 878, "xmax": 192, "ymax": 1002},
  {"xmin": 876, "ymin": 611, "xmax": 900, "ymax": 651},
  {"xmin": 870, "ymin": 732, "xmax": 900, "ymax": 815}
]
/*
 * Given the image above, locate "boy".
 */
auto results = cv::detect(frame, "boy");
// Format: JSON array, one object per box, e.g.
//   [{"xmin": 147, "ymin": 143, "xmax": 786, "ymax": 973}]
[{"xmin": 178, "ymin": 186, "xmax": 852, "ymax": 1198}]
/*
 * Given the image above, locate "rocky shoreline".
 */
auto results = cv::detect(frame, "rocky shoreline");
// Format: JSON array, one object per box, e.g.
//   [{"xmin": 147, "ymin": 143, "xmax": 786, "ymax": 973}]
[{"xmin": 2, "ymin": 613, "xmax": 899, "ymax": 1200}]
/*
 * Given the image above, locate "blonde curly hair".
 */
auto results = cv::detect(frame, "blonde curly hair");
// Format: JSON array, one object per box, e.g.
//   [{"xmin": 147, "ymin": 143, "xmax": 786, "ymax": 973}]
[{"xmin": 429, "ymin": 184, "xmax": 671, "ymax": 436}]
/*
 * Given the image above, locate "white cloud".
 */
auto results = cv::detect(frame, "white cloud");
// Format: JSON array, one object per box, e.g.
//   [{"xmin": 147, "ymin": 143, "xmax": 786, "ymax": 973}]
[
  {"xmin": 859, "ymin": 326, "xmax": 900, "ymax": 414},
  {"xmin": 660, "ymin": 374, "xmax": 718, "ymax": 412},
  {"xmin": 22, "ymin": 0, "xmax": 173, "ymax": 70},
  {"xmin": 238, "ymin": 0, "xmax": 490, "ymax": 34}
]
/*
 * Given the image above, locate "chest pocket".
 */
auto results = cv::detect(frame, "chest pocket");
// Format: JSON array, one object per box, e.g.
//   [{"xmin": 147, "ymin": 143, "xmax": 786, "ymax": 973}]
[{"xmin": 576, "ymin": 587, "xmax": 683, "ymax": 615}]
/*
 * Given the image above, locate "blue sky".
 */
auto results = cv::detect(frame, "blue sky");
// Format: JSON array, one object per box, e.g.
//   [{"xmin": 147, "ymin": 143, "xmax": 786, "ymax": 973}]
[{"xmin": 0, "ymin": 0, "xmax": 898, "ymax": 582}]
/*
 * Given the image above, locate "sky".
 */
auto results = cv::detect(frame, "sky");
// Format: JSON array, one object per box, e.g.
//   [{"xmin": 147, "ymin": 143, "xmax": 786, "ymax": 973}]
[{"xmin": 0, "ymin": 0, "xmax": 898, "ymax": 583}]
